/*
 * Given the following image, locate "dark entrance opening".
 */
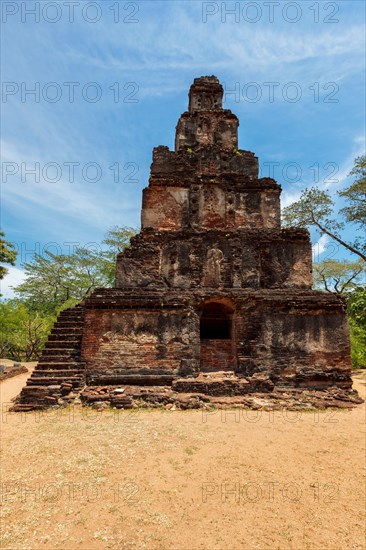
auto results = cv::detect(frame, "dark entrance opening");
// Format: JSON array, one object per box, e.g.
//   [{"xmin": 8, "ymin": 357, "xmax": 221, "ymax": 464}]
[
  {"xmin": 199, "ymin": 301, "xmax": 236, "ymax": 372},
  {"xmin": 200, "ymin": 302, "xmax": 231, "ymax": 340}
]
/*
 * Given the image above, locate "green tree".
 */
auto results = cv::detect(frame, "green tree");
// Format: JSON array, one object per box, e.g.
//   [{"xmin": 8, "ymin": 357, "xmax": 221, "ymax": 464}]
[
  {"xmin": 339, "ymin": 155, "xmax": 366, "ymax": 229},
  {"xmin": 313, "ymin": 259, "xmax": 366, "ymax": 369},
  {"xmin": 99, "ymin": 225, "xmax": 137, "ymax": 286},
  {"xmin": 0, "ymin": 301, "xmax": 54, "ymax": 361},
  {"xmin": 348, "ymin": 287, "xmax": 366, "ymax": 369},
  {"xmin": 313, "ymin": 259, "xmax": 365, "ymax": 294},
  {"xmin": 0, "ymin": 230, "xmax": 17, "ymax": 280},
  {"xmin": 102, "ymin": 225, "xmax": 137, "ymax": 254},
  {"xmin": 12, "ymin": 249, "xmax": 97, "ymax": 314},
  {"xmin": 1, "ymin": 226, "xmax": 137, "ymax": 361},
  {"xmin": 282, "ymin": 155, "xmax": 366, "ymax": 261},
  {"xmin": 13, "ymin": 226, "xmax": 137, "ymax": 314},
  {"xmin": 348, "ymin": 286, "xmax": 366, "ymax": 328}
]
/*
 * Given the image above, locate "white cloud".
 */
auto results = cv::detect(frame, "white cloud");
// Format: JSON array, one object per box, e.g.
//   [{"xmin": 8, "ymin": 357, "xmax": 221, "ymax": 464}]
[
  {"xmin": 326, "ymin": 134, "xmax": 366, "ymax": 190},
  {"xmin": 2, "ymin": 1, "xmax": 364, "ymax": 257},
  {"xmin": 281, "ymin": 189, "xmax": 302, "ymax": 208},
  {"xmin": 58, "ymin": 6, "xmax": 365, "ymax": 85},
  {"xmin": 1, "ymin": 139, "xmax": 140, "ymax": 235},
  {"xmin": 0, "ymin": 266, "xmax": 26, "ymax": 299},
  {"xmin": 312, "ymin": 234, "xmax": 329, "ymax": 262}
]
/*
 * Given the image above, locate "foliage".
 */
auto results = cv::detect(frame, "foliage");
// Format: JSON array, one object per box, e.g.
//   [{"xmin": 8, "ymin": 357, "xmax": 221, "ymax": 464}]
[
  {"xmin": 13, "ymin": 249, "xmax": 102, "ymax": 314},
  {"xmin": 0, "ymin": 230, "xmax": 17, "ymax": 280},
  {"xmin": 99, "ymin": 226, "xmax": 137, "ymax": 286},
  {"xmin": 348, "ymin": 286, "xmax": 366, "ymax": 369},
  {"xmin": 313, "ymin": 259, "xmax": 365, "ymax": 294},
  {"xmin": 0, "ymin": 301, "xmax": 55, "ymax": 361},
  {"xmin": 0, "ymin": 226, "xmax": 137, "ymax": 361},
  {"xmin": 282, "ymin": 155, "xmax": 366, "ymax": 261},
  {"xmin": 313, "ymin": 259, "xmax": 366, "ymax": 368},
  {"xmin": 13, "ymin": 226, "xmax": 137, "ymax": 315},
  {"xmin": 339, "ymin": 155, "xmax": 366, "ymax": 229},
  {"xmin": 348, "ymin": 286, "xmax": 366, "ymax": 328},
  {"xmin": 349, "ymin": 319, "xmax": 366, "ymax": 369}
]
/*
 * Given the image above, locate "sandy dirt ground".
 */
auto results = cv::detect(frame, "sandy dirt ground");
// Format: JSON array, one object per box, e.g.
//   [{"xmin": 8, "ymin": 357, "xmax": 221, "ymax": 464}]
[{"xmin": 1, "ymin": 365, "xmax": 365, "ymax": 550}]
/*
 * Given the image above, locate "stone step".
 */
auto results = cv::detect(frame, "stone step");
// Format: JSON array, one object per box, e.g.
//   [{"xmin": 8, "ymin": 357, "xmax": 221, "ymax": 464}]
[
  {"xmin": 58, "ymin": 312, "xmax": 83, "ymax": 319},
  {"xmin": 17, "ymin": 386, "xmax": 63, "ymax": 400},
  {"xmin": 110, "ymin": 396, "xmax": 133, "ymax": 409},
  {"xmin": 11, "ymin": 304, "xmax": 85, "ymax": 411},
  {"xmin": 42, "ymin": 350, "xmax": 80, "ymax": 357},
  {"xmin": 33, "ymin": 370, "xmax": 82, "ymax": 377},
  {"xmin": 87, "ymin": 374, "xmax": 175, "ymax": 386},
  {"xmin": 50, "ymin": 327, "xmax": 83, "ymax": 340},
  {"xmin": 38, "ymin": 358, "xmax": 79, "ymax": 365},
  {"xmin": 55, "ymin": 321, "xmax": 83, "ymax": 328},
  {"xmin": 48, "ymin": 336, "xmax": 82, "ymax": 343},
  {"xmin": 11, "ymin": 404, "xmax": 50, "ymax": 412},
  {"xmin": 33, "ymin": 361, "xmax": 85, "ymax": 372},
  {"xmin": 39, "ymin": 353, "xmax": 80, "ymax": 362},
  {"xmin": 80, "ymin": 393, "xmax": 111, "ymax": 403},
  {"xmin": 172, "ymin": 377, "xmax": 250, "ymax": 396},
  {"xmin": 93, "ymin": 368, "xmax": 177, "ymax": 377},
  {"xmin": 57, "ymin": 319, "xmax": 83, "ymax": 325},
  {"xmin": 43, "ymin": 340, "xmax": 80, "ymax": 353},
  {"xmin": 50, "ymin": 326, "xmax": 83, "ymax": 333},
  {"xmin": 34, "ymin": 362, "xmax": 84, "ymax": 370},
  {"xmin": 27, "ymin": 376, "xmax": 84, "ymax": 386},
  {"xmin": 57, "ymin": 318, "xmax": 83, "ymax": 324}
]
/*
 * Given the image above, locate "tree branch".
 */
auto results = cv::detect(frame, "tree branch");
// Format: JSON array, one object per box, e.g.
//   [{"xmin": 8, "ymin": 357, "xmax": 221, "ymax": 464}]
[{"xmin": 310, "ymin": 214, "xmax": 366, "ymax": 261}]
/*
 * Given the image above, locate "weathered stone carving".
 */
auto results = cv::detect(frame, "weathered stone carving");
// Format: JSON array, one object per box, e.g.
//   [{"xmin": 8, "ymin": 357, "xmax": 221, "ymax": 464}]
[{"xmin": 203, "ymin": 248, "xmax": 224, "ymax": 287}]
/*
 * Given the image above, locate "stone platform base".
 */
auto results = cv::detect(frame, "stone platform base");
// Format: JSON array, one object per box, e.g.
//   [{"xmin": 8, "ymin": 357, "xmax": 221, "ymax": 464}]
[
  {"xmin": 12, "ymin": 371, "xmax": 363, "ymax": 412},
  {"xmin": 78, "ymin": 371, "xmax": 363, "ymax": 411}
]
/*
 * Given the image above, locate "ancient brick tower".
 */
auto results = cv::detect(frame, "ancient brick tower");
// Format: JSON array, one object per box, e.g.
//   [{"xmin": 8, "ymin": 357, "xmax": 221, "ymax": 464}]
[{"xmin": 14, "ymin": 76, "xmax": 356, "ymax": 411}]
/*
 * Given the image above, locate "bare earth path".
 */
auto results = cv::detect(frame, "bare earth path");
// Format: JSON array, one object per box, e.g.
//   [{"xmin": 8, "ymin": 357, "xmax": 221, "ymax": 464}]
[{"xmin": 1, "ymin": 366, "xmax": 365, "ymax": 550}]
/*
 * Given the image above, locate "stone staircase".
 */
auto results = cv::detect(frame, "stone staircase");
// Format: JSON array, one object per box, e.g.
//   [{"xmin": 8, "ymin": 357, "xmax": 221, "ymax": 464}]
[{"xmin": 12, "ymin": 305, "xmax": 86, "ymax": 411}]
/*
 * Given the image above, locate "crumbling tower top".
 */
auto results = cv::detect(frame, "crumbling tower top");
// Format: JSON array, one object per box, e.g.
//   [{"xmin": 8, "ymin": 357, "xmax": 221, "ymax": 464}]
[
  {"xmin": 188, "ymin": 76, "xmax": 223, "ymax": 113},
  {"xmin": 175, "ymin": 75, "xmax": 239, "ymax": 152},
  {"xmin": 144, "ymin": 76, "xmax": 280, "ymax": 233}
]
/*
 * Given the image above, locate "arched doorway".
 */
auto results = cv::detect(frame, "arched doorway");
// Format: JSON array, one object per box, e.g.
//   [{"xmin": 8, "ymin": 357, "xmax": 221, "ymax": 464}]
[
  {"xmin": 199, "ymin": 300, "xmax": 236, "ymax": 372},
  {"xmin": 200, "ymin": 302, "xmax": 231, "ymax": 340}
]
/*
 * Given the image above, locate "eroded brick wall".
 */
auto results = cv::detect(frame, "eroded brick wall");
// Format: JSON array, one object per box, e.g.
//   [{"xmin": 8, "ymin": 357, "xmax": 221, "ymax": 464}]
[
  {"xmin": 82, "ymin": 308, "xmax": 200, "ymax": 381},
  {"xmin": 142, "ymin": 147, "xmax": 277, "ymax": 232},
  {"xmin": 80, "ymin": 289, "xmax": 351, "ymax": 390},
  {"xmin": 116, "ymin": 229, "xmax": 313, "ymax": 290},
  {"xmin": 200, "ymin": 340, "xmax": 236, "ymax": 371},
  {"xmin": 234, "ymin": 294, "xmax": 352, "ymax": 388}
]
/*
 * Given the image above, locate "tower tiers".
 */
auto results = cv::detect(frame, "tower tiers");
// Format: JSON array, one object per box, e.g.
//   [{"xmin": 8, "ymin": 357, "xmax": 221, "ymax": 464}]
[
  {"xmin": 116, "ymin": 228, "xmax": 312, "ymax": 290},
  {"xmin": 143, "ymin": 76, "xmax": 281, "ymax": 231}
]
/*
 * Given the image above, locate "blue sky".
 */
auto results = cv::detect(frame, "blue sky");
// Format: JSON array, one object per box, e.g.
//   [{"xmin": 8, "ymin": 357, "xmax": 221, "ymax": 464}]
[{"xmin": 1, "ymin": 0, "xmax": 365, "ymax": 296}]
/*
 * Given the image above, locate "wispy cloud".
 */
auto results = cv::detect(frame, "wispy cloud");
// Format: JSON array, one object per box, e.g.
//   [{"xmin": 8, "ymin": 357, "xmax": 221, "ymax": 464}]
[
  {"xmin": 325, "ymin": 134, "xmax": 366, "ymax": 190},
  {"xmin": 312, "ymin": 234, "xmax": 329, "ymax": 262},
  {"xmin": 2, "ymin": 140, "xmax": 141, "ymax": 237},
  {"xmin": 0, "ymin": 266, "xmax": 26, "ymax": 299},
  {"xmin": 1, "ymin": 0, "xmax": 364, "ymax": 270}
]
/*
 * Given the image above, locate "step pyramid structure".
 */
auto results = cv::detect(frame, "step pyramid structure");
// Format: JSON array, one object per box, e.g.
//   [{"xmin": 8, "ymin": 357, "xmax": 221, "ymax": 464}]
[{"xmin": 13, "ymin": 76, "xmax": 359, "ymax": 411}]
